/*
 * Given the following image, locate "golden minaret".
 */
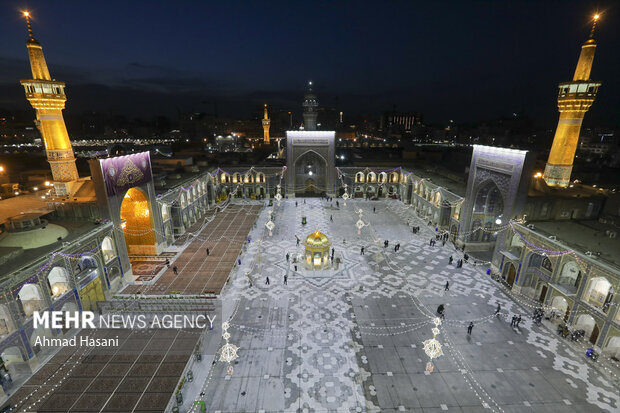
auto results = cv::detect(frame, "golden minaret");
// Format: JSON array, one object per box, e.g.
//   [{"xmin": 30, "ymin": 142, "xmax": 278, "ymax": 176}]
[
  {"xmin": 262, "ymin": 103, "xmax": 271, "ymax": 144},
  {"xmin": 20, "ymin": 12, "xmax": 79, "ymax": 195},
  {"xmin": 543, "ymin": 14, "xmax": 602, "ymax": 187}
]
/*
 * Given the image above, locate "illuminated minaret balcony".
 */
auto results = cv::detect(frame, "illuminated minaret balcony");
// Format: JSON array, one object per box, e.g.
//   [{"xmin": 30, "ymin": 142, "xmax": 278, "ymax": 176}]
[
  {"xmin": 302, "ymin": 81, "xmax": 319, "ymax": 131},
  {"xmin": 19, "ymin": 12, "xmax": 79, "ymax": 194},
  {"xmin": 543, "ymin": 14, "xmax": 602, "ymax": 188}
]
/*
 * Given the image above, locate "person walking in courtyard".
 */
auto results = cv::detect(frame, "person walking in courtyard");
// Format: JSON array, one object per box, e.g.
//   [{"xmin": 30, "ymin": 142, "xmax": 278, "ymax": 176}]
[
  {"xmin": 429, "ymin": 239, "xmax": 433, "ymax": 247},
  {"xmin": 173, "ymin": 266, "xmax": 178, "ymax": 275},
  {"xmin": 265, "ymin": 276, "xmax": 270, "ymax": 285},
  {"xmin": 516, "ymin": 315, "xmax": 522, "ymax": 327},
  {"xmin": 467, "ymin": 322, "xmax": 474, "ymax": 335},
  {"xmin": 444, "ymin": 281, "xmax": 450, "ymax": 291},
  {"xmin": 394, "ymin": 244, "xmax": 398, "ymax": 252},
  {"xmin": 206, "ymin": 248, "xmax": 210, "ymax": 256},
  {"xmin": 296, "ymin": 235, "xmax": 300, "ymax": 246},
  {"xmin": 464, "ymin": 253, "xmax": 469, "ymax": 262},
  {"xmin": 286, "ymin": 253, "xmax": 290, "ymax": 262},
  {"xmin": 449, "ymin": 256, "xmax": 453, "ymax": 265},
  {"xmin": 330, "ymin": 215, "xmax": 333, "ymax": 222},
  {"xmin": 442, "ymin": 239, "xmax": 446, "ymax": 247},
  {"xmin": 294, "ymin": 264, "xmax": 298, "ymax": 272},
  {"xmin": 284, "ymin": 274, "xmax": 288, "ymax": 285},
  {"xmin": 373, "ymin": 207, "xmax": 376, "ymax": 213},
  {"xmin": 296, "ymin": 201, "xmax": 298, "ymax": 207},
  {"xmin": 511, "ymin": 315, "xmax": 516, "ymax": 327},
  {"xmin": 361, "ymin": 246, "xmax": 365, "ymax": 255},
  {"xmin": 495, "ymin": 303, "xmax": 501, "ymax": 316},
  {"xmin": 331, "ymin": 248, "xmax": 335, "ymax": 260}
]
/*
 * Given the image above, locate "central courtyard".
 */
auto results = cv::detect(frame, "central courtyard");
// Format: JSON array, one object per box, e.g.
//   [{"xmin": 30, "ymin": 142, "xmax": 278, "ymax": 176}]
[{"xmin": 185, "ymin": 198, "xmax": 619, "ymax": 412}]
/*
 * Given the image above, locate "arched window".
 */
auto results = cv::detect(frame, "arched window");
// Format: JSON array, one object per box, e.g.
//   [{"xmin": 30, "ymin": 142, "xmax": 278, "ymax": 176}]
[{"xmin": 101, "ymin": 236, "xmax": 117, "ymax": 262}]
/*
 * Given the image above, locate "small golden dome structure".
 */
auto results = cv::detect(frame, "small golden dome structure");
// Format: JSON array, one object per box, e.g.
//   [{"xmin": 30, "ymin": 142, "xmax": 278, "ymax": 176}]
[{"xmin": 304, "ymin": 230, "xmax": 331, "ymax": 270}]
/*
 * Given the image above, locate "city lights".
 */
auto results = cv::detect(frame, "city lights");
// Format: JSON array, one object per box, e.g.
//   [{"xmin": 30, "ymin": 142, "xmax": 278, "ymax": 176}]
[{"xmin": 0, "ymin": 6, "xmax": 617, "ymax": 413}]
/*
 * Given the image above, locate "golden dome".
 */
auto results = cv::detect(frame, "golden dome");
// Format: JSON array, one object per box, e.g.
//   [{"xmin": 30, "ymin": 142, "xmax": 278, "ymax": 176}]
[{"xmin": 305, "ymin": 230, "xmax": 329, "ymax": 246}]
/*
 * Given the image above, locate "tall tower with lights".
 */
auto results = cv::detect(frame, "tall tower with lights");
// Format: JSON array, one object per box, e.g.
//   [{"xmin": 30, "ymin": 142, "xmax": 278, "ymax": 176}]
[
  {"xmin": 262, "ymin": 104, "xmax": 271, "ymax": 144},
  {"xmin": 543, "ymin": 15, "xmax": 602, "ymax": 187},
  {"xmin": 302, "ymin": 81, "xmax": 319, "ymax": 131},
  {"xmin": 20, "ymin": 12, "xmax": 79, "ymax": 195}
]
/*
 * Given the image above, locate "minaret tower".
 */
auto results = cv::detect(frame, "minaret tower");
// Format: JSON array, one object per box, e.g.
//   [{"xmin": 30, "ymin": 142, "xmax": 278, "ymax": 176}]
[
  {"xmin": 20, "ymin": 12, "xmax": 79, "ymax": 195},
  {"xmin": 262, "ymin": 104, "xmax": 271, "ymax": 144},
  {"xmin": 302, "ymin": 81, "xmax": 319, "ymax": 131},
  {"xmin": 543, "ymin": 14, "xmax": 602, "ymax": 187}
]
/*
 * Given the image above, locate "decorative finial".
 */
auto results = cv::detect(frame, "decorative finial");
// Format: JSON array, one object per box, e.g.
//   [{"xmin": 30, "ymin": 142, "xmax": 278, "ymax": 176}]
[
  {"xmin": 589, "ymin": 13, "xmax": 600, "ymax": 38},
  {"xmin": 23, "ymin": 11, "xmax": 34, "ymax": 40}
]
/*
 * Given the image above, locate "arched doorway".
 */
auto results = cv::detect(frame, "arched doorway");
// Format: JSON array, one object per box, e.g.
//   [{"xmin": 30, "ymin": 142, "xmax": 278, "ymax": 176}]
[
  {"xmin": 101, "ymin": 236, "xmax": 117, "ymax": 263},
  {"xmin": 575, "ymin": 314, "xmax": 598, "ymax": 345},
  {"xmin": 583, "ymin": 277, "xmax": 613, "ymax": 312},
  {"xmin": 551, "ymin": 296, "xmax": 569, "ymax": 322},
  {"xmin": 590, "ymin": 324, "xmax": 600, "ymax": 345},
  {"xmin": 17, "ymin": 284, "xmax": 45, "ymax": 317},
  {"xmin": 539, "ymin": 285, "xmax": 548, "ymax": 302},
  {"xmin": 605, "ymin": 336, "xmax": 620, "ymax": 359},
  {"xmin": 47, "ymin": 267, "xmax": 70, "ymax": 299},
  {"xmin": 294, "ymin": 150, "xmax": 327, "ymax": 197},
  {"xmin": 305, "ymin": 179, "xmax": 316, "ymax": 194},
  {"xmin": 505, "ymin": 263, "xmax": 516, "ymax": 288},
  {"xmin": 472, "ymin": 180, "xmax": 505, "ymax": 236},
  {"xmin": 120, "ymin": 187, "xmax": 156, "ymax": 255}
]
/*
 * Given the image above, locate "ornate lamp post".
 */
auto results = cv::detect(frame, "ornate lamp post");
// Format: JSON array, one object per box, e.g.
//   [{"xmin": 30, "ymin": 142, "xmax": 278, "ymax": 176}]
[
  {"xmin": 422, "ymin": 317, "xmax": 444, "ymax": 373},
  {"xmin": 219, "ymin": 322, "xmax": 239, "ymax": 375},
  {"xmin": 342, "ymin": 184, "xmax": 349, "ymax": 206}
]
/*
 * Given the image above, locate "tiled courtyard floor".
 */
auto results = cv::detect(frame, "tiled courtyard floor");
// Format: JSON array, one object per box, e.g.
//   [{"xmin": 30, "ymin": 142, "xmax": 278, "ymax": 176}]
[
  {"xmin": 188, "ymin": 198, "xmax": 619, "ymax": 412},
  {"xmin": 4, "ymin": 328, "xmax": 200, "ymax": 412}
]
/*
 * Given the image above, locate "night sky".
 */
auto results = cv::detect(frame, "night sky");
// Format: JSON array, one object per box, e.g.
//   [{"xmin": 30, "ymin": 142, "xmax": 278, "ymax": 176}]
[{"xmin": 0, "ymin": 0, "xmax": 618, "ymax": 126}]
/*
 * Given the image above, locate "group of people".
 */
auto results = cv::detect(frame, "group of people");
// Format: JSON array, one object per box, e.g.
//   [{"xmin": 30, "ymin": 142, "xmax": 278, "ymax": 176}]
[
  {"xmin": 448, "ymin": 255, "xmax": 464, "ymax": 268},
  {"xmin": 510, "ymin": 314, "xmax": 522, "ymax": 328},
  {"xmin": 532, "ymin": 307, "xmax": 544, "ymax": 325}
]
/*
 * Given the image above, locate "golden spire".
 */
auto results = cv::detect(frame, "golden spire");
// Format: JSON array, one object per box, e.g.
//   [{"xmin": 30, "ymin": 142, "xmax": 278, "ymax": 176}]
[
  {"xmin": 264, "ymin": 103, "xmax": 268, "ymax": 120},
  {"xmin": 590, "ymin": 13, "xmax": 600, "ymax": 39},
  {"xmin": 23, "ymin": 11, "xmax": 35, "ymax": 41}
]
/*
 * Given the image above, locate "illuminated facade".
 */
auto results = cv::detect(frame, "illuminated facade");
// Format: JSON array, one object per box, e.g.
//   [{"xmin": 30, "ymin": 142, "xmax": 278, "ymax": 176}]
[
  {"xmin": 262, "ymin": 104, "xmax": 271, "ymax": 144},
  {"xmin": 543, "ymin": 16, "xmax": 602, "ymax": 187},
  {"xmin": 304, "ymin": 230, "xmax": 331, "ymax": 270},
  {"xmin": 19, "ymin": 13, "xmax": 79, "ymax": 196}
]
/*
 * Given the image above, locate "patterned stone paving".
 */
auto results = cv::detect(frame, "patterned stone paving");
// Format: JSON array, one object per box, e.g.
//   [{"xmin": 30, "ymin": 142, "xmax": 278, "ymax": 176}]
[{"xmin": 196, "ymin": 198, "xmax": 619, "ymax": 413}]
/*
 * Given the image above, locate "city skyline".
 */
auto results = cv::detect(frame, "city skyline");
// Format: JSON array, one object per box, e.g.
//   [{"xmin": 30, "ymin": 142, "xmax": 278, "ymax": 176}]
[{"xmin": 0, "ymin": 1, "xmax": 618, "ymax": 126}]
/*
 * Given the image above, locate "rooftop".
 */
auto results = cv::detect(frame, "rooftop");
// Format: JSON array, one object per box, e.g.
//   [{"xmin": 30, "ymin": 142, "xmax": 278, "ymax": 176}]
[
  {"xmin": 0, "ymin": 219, "xmax": 108, "ymax": 284},
  {"xmin": 0, "ymin": 193, "xmax": 52, "ymax": 225},
  {"xmin": 531, "ymin": 220, "xmax": 620, "ymax": 268}
]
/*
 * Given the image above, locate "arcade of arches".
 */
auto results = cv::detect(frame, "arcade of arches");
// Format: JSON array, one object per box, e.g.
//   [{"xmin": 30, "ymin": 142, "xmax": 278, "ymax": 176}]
[{"xmin": 120, "ymin": 187, "xmax": 156, "ymax": 255}]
